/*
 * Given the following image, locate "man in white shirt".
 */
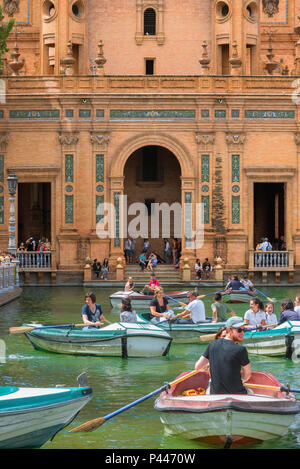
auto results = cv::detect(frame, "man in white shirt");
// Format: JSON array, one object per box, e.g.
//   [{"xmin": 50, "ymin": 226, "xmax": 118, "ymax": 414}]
[
  {"xmin": 257, "ymin": 237, "xmax": 272, "ymax": 252},
  {"xmin": 171, "ymin": 290, "xmax": 206, "ymax": 324}
]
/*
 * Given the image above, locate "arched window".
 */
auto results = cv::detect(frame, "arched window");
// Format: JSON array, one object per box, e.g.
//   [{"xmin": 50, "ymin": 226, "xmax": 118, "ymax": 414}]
[{"xmin": 144, "ymin": 8, "xmax": 156, "ymax": 35}]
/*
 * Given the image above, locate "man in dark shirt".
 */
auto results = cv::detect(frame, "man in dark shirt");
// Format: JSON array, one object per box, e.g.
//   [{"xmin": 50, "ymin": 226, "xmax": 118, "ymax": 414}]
[
  {"xmin": 225, "ymin": 275, "xmax": 245, "ymax": 291},
  {"xmin": 195, "ymin": 316, "xmax": 251, "ymax": 394}
]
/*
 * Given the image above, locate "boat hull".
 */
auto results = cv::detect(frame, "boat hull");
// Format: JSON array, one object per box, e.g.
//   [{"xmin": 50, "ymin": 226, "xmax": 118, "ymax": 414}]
[
  {"xmin": 243, "ymin": 321, "xmax": 300, "ymax": 357},
  {"xmin": 0, "ymin": 386, "xmax": 92, "ymax": 449},
  {"xmin": 137, "ymin": 313, "xmax": 225, "ymax": 344},
  {"xmin": 110, "ymin": 290, "xmax": 189, "ymax": 309},
  {"xmin": 225, "ymin": 290, "xmax": 256, "ymax": 304},
  {"xmin": 154, "ymin": 371, "xmax": 299, "ymax": 447},
  {"xmin": 24, "ymin": 323, "xmax": 172, "ymax": 358}
]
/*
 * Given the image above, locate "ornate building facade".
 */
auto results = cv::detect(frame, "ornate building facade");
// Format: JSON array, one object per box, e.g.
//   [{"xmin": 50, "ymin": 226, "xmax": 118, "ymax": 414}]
[{"xmin": 1, "ymin": 0, "xmax": 300, "ymax": 279}]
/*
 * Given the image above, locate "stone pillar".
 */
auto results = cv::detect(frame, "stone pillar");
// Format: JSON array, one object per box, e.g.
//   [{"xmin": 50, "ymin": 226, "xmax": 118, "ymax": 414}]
[
  {"xmin": 213, "ymin": 257, "xmax": 224, "ymax": 282},
  {"xmin": 116, "ymin": 258, "xmax": 124, "ymax": 281},
  {"xmin": 182, "ymin": 258, "xmax": 191, "ymax": 281}
]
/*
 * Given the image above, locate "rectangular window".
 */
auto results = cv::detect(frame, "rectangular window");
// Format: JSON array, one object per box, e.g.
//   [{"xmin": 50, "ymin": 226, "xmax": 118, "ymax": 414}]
[
  {"xmin": 145, "ymin": 59, "xmax": 155, "ymax": 75},
  {"xmin": 201, "ymin": 195, "xmax": 210, "ymax": 224},
  {"xmin": 0, "ymin": 197, "xmax": 3, "ymax": 224}
]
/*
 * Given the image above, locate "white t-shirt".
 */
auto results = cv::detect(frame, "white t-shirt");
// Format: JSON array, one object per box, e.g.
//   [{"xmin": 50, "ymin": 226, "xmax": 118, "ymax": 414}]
[
  {"xmin": 265, "ymin": 313, "xmax": 278, "ymax": 325},
  {"xmin": 244, "ymin": 309, "xmax": 266, "ymax": 326},
  {"xmin": 186, "ymin": 299, "xmax": 206, "ymax": 323},
  {"xmin": 294, "ymin": 305, "xmax": 300, "ymax": 319}
]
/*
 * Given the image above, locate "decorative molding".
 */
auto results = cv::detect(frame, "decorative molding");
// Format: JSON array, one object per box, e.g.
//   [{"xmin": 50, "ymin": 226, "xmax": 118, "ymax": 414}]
[
  {"xmin": 226, "ymin": 133, "xmax": 246, "ymax": 146},
  {"xmin": 110, "ymin": 110, "xmax": 195, "ymax": 119},
  {"xmin": 195, "ymin": 133, "xmax": 215, "ymax": 149},
  {"xmin": 0, "ymin": 134, "xmax": 10, "ymax": 152},
  {"xmin": 3, "ymin": 0, "xmax": 20, "ymax": 17},
  {"xmin": 58, "ymin": 132, "xmax": 79, "ymax": 151},
  {"xmin": 90, "ymin": 131, "xmax": 110, "ymax": 150}
]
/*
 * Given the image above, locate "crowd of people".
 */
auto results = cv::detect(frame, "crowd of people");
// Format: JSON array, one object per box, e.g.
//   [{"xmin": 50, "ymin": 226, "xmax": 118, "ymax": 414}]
[
  {"xmin": 255, "ymin": 235, "xmax": 286, "ymax": 252},
  {"xmin": 80, "ymin": 280, "xmax": 300, "ymax": 396},
  {"xmin": 17, "ymin": 236, "xmax": 51, "ymax": 253},
  {"xmin": 124, "ymin": 238, "xmax": 182, "ymax": 270}
]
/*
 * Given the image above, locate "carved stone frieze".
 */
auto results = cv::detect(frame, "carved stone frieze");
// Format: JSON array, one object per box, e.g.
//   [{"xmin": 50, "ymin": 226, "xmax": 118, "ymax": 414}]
[
  {"xmin": 90, "ymin": 131, "xmax": 111, "ymax": 150},
  {"xmin": 195, "ymin": 133, "xmax": 215, "ymax": 147},
  {"xmin": 58, "ymin": 132, "xmax": 79, "ymax": 151},
  {"xmin": 0, "ymin": 134, "xmax": 10, "ymax": 152},
  {"xmin": 3, "ymin": 0, "xmax": 20, "ymax": 17},
  {"xmin": 226, "ymin": 133, "xmax": 246, "ymax": 147}
]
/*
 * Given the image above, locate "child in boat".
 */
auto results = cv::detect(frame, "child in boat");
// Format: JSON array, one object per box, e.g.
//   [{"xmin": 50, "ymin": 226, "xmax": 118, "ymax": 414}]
[
  {"xmin": 264, "ymin": 302, "xmax": 278, "ymax": 326},
  {"xmin": 120, "ymin": 299, "xmax": 137, "ymax": 323}
]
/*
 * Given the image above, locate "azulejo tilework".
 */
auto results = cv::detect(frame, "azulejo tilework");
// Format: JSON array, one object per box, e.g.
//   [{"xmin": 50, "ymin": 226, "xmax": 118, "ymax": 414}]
[
  {"xmin": 245, "ymin": 110, "xmax": 295, "ymax": 119},
  {"xmin": 9, "ymin": 110, "xmax": 60, "ymax": 119},
  {"xmin": 110, "ymin": 110, "xmax": 196, "ymax": 119}
]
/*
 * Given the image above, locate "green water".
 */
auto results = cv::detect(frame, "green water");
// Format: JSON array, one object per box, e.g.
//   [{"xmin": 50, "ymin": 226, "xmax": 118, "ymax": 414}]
[{"xmin": 0, "ymin": 285, "xmax": 300, "ymax": 450}]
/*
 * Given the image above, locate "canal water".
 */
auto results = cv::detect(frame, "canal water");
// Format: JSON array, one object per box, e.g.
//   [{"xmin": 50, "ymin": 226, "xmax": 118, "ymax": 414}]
[{"xmin": 0, "ymin": 286, "xmax": 300, "ymax": 450}]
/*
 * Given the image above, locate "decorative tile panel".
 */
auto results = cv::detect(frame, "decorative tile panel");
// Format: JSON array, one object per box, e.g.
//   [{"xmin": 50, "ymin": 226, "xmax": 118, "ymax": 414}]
[
  {"xmin": 114, "ymin": 193, "xmax": 121, "ymax": 248},
  {"xmin": 232, "ymin": 195, "xmax": 240, "ymax": 224},
  {"xmin": 10, "ymin": 110, "xmax": 60, "ymax": 119},
  {"xmin": 65, "ymin": 155, "xmax": 74, "ymax": 183},
  {"xmin": 65, "ymin": 195, "xmax": 74, "ymax": 224},
  {"xmin": 65, "ymin": 109, "xmax": 74, "ymax": 118},
  {"xmin": 79, "ymin": 109, "xmax": 91, "ymax": 118},
  {"xmin": 232, "ymin": 155, "xmax": 240, "ymax": 183},
  {"xmin": 96, "ymin": 109, "xmax": 105, "ymax": 118},
  {"xmin": 96, "ymin": 154, "xmax": 104, "ymax": 183},
  {"xmin": 184, "ymin": 192, "xmax": 192, "ymax": 248},
  {"xmin": 215, "ymin": 110, "xmax": 226, "ymax": 118},
  {"xmin": 231, "ymin": 109, "xmax": 240, "ymax": 118},
  {"xmin": 201, "ymin": 155, "xmax": 210, "ymax": 182},
  {"xmin": 96, "ymin": 195, "xmax": 104, "ymax": 224},
  {"xmin": 0, "ymin": 197, "xmax": 3, "ymax": 224},
  {"xmin": 245, "ymin": 110, "xmax": 294, "ymax": 119},
  {"xmin": 201, "ymin": 109, "xmax": 210, "ymax": 118},
  {"xmin": 201, "ymin": 195, "xmax": 210, "ymax": 224},
  {"xmin": 110, "ymin": 110, "xmax": 196, "ymax": 119},
  {"xmin": 232, "ymin": 185, "xmax": 240, "ymax": 193},
  {"xmin": 0, "ymin": 156, "xmax": 4, "ymax": 182}
]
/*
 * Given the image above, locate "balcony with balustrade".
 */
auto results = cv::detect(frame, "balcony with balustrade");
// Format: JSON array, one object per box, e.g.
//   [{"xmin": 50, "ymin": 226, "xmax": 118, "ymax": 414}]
[{"xmin": 248, "ymin": 249, "xmax": 294, "ymax": 283}]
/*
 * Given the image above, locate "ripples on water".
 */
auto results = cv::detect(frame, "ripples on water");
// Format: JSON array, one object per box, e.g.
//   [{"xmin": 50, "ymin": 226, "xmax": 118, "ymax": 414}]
[{"xmin": 0, "ymin": 286, "xmax": 300, "ymax": 449}]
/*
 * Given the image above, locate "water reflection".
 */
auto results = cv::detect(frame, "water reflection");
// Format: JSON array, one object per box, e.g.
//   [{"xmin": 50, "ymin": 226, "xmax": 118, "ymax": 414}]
[{"xmin": 0, "ymin": 286, "xmax": 300, "ymax": 449}]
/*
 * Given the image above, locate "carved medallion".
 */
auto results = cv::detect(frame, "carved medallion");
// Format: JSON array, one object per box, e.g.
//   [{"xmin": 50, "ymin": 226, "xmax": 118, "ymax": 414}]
[
  {"xmin": 262, "ymin": 0, "xmax": 279, "ymax": 17},
  {"xmin": 3, "ymin": 0, "xmax": 20, "ymax": 17}
]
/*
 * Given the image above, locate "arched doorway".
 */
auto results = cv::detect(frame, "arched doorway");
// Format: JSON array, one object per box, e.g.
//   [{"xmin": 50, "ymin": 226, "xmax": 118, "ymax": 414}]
[{"xmin": 124, "ymin": 145, "xmax": 181, "ymax": 258}]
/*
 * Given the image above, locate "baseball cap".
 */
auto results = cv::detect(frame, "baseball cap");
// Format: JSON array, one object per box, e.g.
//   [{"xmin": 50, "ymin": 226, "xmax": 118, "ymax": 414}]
[{"xmin": 225, "ymin": 316, "xmax": 246, "ymax": 328}]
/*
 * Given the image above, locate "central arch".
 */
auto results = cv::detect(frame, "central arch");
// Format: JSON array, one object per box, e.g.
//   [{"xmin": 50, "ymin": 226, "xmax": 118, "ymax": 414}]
[{"xmin": 109, "ymin": 133, "xmax": 196, "ymax": 264}]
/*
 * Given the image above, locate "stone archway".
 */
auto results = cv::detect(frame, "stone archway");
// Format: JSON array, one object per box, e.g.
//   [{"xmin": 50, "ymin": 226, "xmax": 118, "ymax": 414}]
[{"xmin": 109, "ymin": 133, "xmax": 196, "ymax": 265}]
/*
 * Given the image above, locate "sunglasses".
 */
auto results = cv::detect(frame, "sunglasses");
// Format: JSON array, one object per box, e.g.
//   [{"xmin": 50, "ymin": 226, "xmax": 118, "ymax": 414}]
[{"xmin": 236, "ymin": 328, "xmax": 245, "ymax": 333}]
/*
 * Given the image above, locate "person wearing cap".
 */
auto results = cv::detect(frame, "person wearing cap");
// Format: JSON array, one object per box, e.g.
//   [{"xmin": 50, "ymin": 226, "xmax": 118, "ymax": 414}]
[{"xmin": 195, "ymin": 316, "xmax": 251, "ymax": 394}]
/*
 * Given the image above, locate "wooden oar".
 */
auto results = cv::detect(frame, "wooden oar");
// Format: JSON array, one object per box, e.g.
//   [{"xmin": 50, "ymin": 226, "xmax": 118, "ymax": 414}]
[
  {"xmin": 196, "ymin": 290, "xmax": 223, "ymax": 300},
  {"xmin": 254, "ymin": 288, "xmax": 277, "ymax": 303},
  {"xmin": 69, "ymin": 369, "xmax": 200, "ymax": 433},
  {"xmin": 199, "ymin": 324, "xmax": 277, "ymax": 344},
  {"xmin": 245, "ymin": 382, "xmax": 300, "ymax": 394},
  {"xmin": 9, "ymin": 323, "xmax": 102, "ymax": 334}
]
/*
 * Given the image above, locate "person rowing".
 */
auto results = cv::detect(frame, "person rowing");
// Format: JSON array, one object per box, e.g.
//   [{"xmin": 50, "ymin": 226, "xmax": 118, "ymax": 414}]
[
  {"xmin": 81, "ymin": 292, "xmax": 110, "ymax": 329},
  {"xmin": 170, "ymin": 290, "xmax": 206, "ymax": 324},
  {"xmin": 195, "ymin": 316, "xmax": 251, "ymax": 394},
  {"xmin": 149, "ymin": 287, "xmax": 175, "ymax": 324}
]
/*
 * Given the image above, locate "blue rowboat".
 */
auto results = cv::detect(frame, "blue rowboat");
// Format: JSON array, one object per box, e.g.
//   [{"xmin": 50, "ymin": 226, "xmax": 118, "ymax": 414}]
[
  {"xmin": 0, "ymin": 374, "xmax": 92, "ymax": 448},
  {"xmin": 243, "ymin": 321, "xmax": 300, "ymax": 357}
]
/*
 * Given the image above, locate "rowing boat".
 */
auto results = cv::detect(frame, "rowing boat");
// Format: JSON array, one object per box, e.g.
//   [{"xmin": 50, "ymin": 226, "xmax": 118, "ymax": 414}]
[
  {"xmin": 154, "ymin": 370, "xmax": 299, "ymax": 448},
  {"xmin": 23, "ymin": 322, "xmax": 172, "ymax": 358},
  {"xmin": 224, "ymin": 290, "xmax": 257, "ymax": 303},
  {"xmin": 137, "ymin": 312, "xmax": 225, "ymax": 344},
  {"xmin": 0, "ymin": 374, "xmax": 92, "ymax": 449},
  {"xmin": 243, "ymin": 320, "xmax": 300, "ymax": 357},
  {"xmin": 109, "ymin": 290, "xmax": 189, "ymax": 309}
]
